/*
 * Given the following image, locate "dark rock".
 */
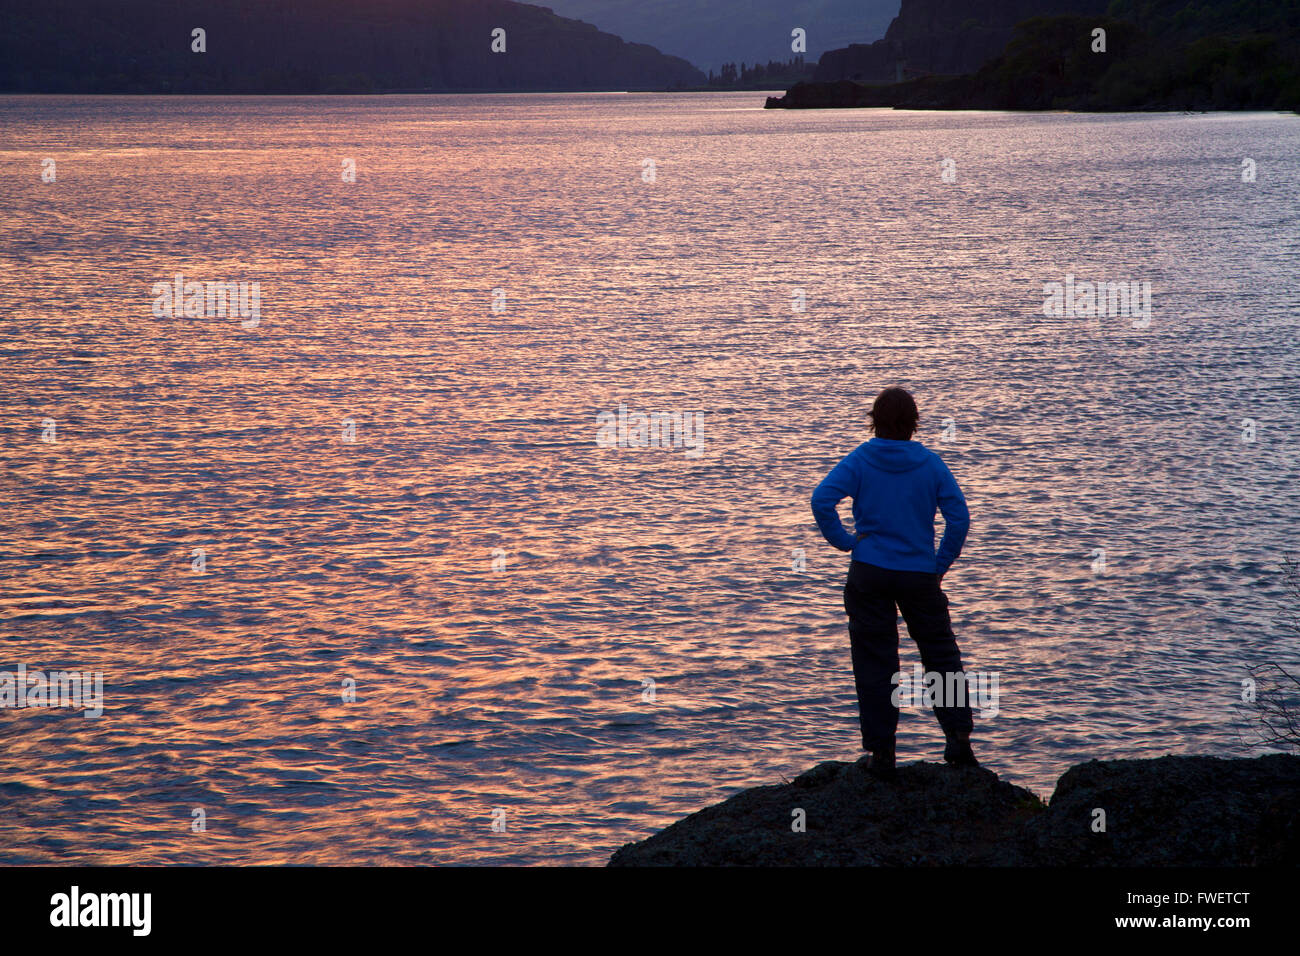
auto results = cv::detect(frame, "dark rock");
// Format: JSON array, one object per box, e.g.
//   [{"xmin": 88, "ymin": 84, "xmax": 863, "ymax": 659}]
[
  {"xmin": 608, "ymin": 754, "xmax": 1300, "ymax": 866},
  {"xmin": 609, "ymin": 755, "xmax": 1046, "ymax": 866},
  {"xmin": 1023, "ymin": 754, "xmax": 1300, "ymax": 867}
]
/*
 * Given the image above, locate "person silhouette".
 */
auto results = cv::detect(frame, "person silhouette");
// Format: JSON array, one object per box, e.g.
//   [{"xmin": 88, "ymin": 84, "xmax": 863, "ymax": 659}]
[{"xmin": 810, "ymin": 386, "xmax": 976, "ymax": 778}]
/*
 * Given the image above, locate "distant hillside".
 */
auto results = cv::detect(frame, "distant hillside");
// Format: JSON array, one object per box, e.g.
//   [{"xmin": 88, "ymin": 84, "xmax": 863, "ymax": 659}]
[
  {"xmin": 0, "ymin": 0, "xmax": 704, "ymax": 93},
  {"xmin": 770, "ymin": 0, "xmax": 1300, "ymax": 110},
  {"xmin": 813, "ymin": 0, "xmax": 1110, "ymax": 83},
  {"xmin": 540, "ymin": 0, "xmax": 899, "ymax": 72}
]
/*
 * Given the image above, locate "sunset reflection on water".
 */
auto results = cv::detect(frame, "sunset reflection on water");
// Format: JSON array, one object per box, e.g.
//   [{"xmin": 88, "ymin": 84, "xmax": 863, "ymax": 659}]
[{"xmin": 1, "ymin": 94, "xmax": 1298, "ymax": 863}]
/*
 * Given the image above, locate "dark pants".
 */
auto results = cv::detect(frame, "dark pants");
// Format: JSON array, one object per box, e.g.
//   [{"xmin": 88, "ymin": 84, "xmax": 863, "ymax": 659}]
[{"xmin": 844, "ymin": 560, "xmax": 973, "ymax": 750}]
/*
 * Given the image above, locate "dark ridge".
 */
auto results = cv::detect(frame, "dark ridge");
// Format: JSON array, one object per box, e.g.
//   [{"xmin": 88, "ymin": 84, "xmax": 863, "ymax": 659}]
[{"xmin": 0, "ymin": 0, "xmax": 705, "ymax": 94}]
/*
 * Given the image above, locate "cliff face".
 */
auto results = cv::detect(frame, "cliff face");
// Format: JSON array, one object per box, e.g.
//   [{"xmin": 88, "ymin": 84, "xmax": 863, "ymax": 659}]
[
  {"xmin": 0, "ymin": 0, "xmax": 705, "ymax": 93},
  {"xmin": 609, "ymin": 754, "xmax": 1300, "ymax": 866},
  {"xmin": 773, "ymin": 1, "xmax": 1300, "ymax": 112},
  {"xmin": 813, "ymin": 0, "xmax": 1111, "ymax": 83}
]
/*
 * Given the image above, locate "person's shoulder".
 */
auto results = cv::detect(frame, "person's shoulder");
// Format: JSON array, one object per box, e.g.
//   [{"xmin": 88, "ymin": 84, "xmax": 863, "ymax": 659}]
[
  {"xmin": 833, "ymin": 440, "xmax": 871, "ymax": 461},
  {"xmin": 917, "ymin": 443, "xmax": 956, "ymax": 474},
  {"xmin": 821, "ymin": 442, "xmax": 869, "ymax": 475}
]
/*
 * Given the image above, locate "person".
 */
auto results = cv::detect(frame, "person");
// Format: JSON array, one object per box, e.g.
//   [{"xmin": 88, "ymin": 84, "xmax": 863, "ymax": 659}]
[{"xmin": 810, "ymin": 386, "xmax": 976, "ymax": 779}]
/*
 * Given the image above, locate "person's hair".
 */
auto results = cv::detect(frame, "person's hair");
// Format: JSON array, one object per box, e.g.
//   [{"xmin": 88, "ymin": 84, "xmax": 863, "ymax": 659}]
[{"xmin": 868, "ymin": 386, "xmax": 919, "ymax": 440}]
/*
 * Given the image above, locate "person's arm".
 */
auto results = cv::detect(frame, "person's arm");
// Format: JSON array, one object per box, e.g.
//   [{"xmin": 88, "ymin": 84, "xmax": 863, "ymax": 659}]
[
  {"xmin": 935, "ymin": 459, "xmax": 970, "ymax": 576},
  {"xmin": 811, "ymin": 454, "xmax": 861, "ymax": 552}
]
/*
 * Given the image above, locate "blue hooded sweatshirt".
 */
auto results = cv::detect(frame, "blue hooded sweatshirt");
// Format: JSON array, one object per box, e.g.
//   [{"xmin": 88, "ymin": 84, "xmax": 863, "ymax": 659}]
[{"xmin": 811, "ymin": 438, "xmax": 969, "ymax": 575}]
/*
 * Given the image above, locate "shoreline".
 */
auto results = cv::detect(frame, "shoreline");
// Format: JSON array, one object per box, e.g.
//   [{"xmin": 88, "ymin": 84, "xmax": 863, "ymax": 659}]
[{"xmin": 3, "ymin": 88, "xmax": 1295, "ymax": 116}]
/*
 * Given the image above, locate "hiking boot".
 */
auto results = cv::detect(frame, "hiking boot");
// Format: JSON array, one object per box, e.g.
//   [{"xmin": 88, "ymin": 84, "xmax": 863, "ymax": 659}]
[
  {"xmin": 866, "ymin": 742, "xmax": 897, "ymax": 780},
  {"xmin": 943, "ymin": 729, "xmax": 979, "ymax": 768}
]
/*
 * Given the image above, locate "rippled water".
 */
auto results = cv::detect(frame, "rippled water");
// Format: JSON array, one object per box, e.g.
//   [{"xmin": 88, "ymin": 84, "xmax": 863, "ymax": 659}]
[{"xmin": 1, "ymin": 93, "xmax": 1298, "ymax": 865}]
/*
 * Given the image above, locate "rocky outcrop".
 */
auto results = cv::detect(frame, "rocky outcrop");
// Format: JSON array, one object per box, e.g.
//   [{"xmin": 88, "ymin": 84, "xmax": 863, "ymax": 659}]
[
  {"xmin": 608, "ymin": 753, "xmax": 1300, "ymax": 866},
  {"xmin": 0, "ymin": 0, "xmax": 705, "ymax": 93},
  {"xmin": 765, "ymin": 79, "xmax": 912, "ymax": 109},
  {"xmin": 1024, "ymin": 755, "xmax": 1300, "ymax": 866},
  {"xmin": 811, "ymin": 0, "xmax": 1110, "ymax": 84}
]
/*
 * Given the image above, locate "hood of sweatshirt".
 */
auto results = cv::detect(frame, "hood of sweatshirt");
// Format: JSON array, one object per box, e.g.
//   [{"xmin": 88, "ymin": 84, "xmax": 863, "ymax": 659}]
[{"xmin": 859, "ymin": 437, "xmax": 931, "ymax": 473}]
